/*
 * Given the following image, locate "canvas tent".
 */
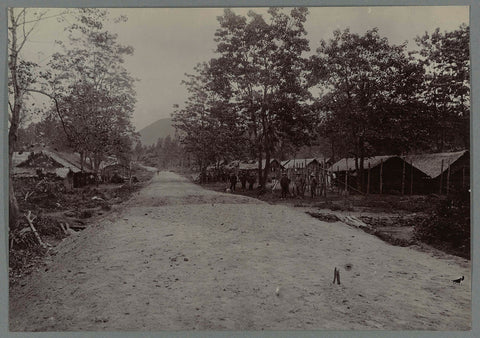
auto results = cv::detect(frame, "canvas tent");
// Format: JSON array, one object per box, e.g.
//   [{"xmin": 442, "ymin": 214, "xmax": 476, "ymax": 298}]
[
  {"xmin": 330, "ymin": 155, "xmax": 430, "ymax": 194},
  {"xmin": 405, "ymin": 150, "xmax": 469, "ymax": 193}
]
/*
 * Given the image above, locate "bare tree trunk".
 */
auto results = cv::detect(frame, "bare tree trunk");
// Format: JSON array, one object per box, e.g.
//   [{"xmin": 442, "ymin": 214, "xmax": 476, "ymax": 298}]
[
  {"xmin": 79, "ymin": 151, "xmax": 84, "ymax": 171},
  {"xmin": 330, "ymin": 137, "xmax": 335, "ymax": 164},
  {"xmin": 263, "ymin": 150, "xmax": 271, "ymax": 189},
  {"xmin": 8, "ymin": 8, "xmax": 21, "ymax": 228},
  {"xmin": 257, "ymin": 151, "xmax": 263, "ymax": 188},
  {"xmin": 9, "ymin": 174, "xmax": 20, "ymax": 228},
  {"xmin": 359, "ymin": 138, "xmax": 365, "ymax": 193}
]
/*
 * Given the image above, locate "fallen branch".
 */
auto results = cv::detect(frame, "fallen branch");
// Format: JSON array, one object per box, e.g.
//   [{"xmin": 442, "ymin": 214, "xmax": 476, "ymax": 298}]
[
  {"xmin": 59, "ymin": 222, "xmax": 68, "ymax": 235},
  {"xmin": 60, "ymin": 222, "xmax": 78, "ymax": 235},
  {"xmin": 24, "ymin": 210, "xmax": 47, "ymax": 249},
  {"xmin": 24, "ymin": 191, "xmax": 34, "ymax": 201}
]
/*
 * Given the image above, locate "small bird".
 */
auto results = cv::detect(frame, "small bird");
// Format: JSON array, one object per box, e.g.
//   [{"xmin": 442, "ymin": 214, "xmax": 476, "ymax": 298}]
[
  {"xmin": 275, "ymin": 286, "xmax": 281, "ymax": 296},
  {"xmin": 452, "ymin": 276, "xmax": 464, "ymax": 284}
]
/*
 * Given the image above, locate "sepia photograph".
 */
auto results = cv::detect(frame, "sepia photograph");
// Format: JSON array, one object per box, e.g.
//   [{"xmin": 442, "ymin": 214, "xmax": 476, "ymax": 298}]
[{"xmin": 6, "ymin": 5, "xmax": 471, "ymax": 332}]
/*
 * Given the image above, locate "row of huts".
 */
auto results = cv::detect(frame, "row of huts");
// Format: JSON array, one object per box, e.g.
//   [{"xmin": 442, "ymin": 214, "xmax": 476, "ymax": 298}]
[
  {"xmin": 217, "ymin": 150, "xmax": 469, "ymax": 194},
  {"xmin": 12, "ymin": 146, "xmax": 131, "ymax": 189},
  {"xmin": 330, "ymin": 150, "xmax": 469, "ymax": 194}
]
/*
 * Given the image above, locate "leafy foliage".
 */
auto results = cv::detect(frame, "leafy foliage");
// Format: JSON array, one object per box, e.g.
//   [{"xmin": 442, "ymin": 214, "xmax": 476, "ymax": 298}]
[
  {"xmin": 415, "ymin": 24, "xmax": 470, "ymax": 152},
  {"xmin": 47, "ymin": 9, "xmax": 137, "ymax": 171},
  {"xmin": 174, "ymin": 8, "xmax": 315, "ymax": 185},
  {"xmin": 310, "ymin": 28, "xmax": 426, "ymax": 190},
  {"xmin": 414, "ymin": 192, "xmax": 470, "ymax": 258},
  {"xmin": 172, "ymin": 62, "xmax": 247, "ymax": 172}
]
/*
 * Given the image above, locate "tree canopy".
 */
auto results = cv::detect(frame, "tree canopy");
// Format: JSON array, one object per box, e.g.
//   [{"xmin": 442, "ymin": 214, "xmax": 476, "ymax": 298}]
[
  {"xmin": 45, "ymin": 9, "xmax": 137, "ymax": 171},
  {"xmin": 173, "ymin": 8, "xmax": 316, "ymax": 186}
]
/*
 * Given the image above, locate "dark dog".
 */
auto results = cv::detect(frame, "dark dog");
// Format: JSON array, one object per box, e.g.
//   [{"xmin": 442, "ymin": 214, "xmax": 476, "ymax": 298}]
[{"xmin": 452, "ymin": 276, "xmax": 464, "ymax": 284}]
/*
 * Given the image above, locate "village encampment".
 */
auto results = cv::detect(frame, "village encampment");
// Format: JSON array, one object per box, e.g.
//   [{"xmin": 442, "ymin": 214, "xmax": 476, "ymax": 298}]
[{"xmin": 330, "ymin": 151, "xmax": 469, "ymax": 194}]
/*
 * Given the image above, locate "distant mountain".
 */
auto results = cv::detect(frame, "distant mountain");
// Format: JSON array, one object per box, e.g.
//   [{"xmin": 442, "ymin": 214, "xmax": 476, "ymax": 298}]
[{"xmin": 138, "ymin": 118, "xmax": 176, "ymax": 146}]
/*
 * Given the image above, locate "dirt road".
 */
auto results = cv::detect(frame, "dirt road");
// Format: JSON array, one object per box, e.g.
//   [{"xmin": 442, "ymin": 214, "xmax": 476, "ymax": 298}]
[{"xmin": 9, "ymin": 171, "xmax": 471, "ymax": 331}]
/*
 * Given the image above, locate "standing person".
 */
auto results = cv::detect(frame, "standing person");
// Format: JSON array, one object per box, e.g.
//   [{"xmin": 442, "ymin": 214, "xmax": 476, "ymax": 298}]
[
  {"xmin": 295, "ymin": 173, "xmax": 304, "ymax": 197},
  {"xmin": 280, "ymin": 172, "xmax": 290, "ymax": 199},
  {"xmin": 319, "ymin": 172, "xmax": 325, "ymax": 197},
  {"xmin": 310, "ymin": 174, "xmax": 318, "ymax": 198},
  {"xmin": 229, "ymin": 172, "xmax": 238, "ymax": 192},
  {"xmin": 240, "ymin": 171, "xmax": 247, "ymax": 191},
  {"xmin": 247, "ymin": 173, "xmax": 255, "ymax": 190}
]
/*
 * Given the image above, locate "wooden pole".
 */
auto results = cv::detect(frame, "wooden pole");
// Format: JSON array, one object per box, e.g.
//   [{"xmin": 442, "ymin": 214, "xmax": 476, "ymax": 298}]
[
  {"xmin": 446, "ymin": 161, "xmax": 451, "ymax": 195},
  {"xmin": 401, "ymin": 157, "xmax": 406, "ymax": 195},
  {"xmin": 439, "ymin": 159, "xmax": 444, "ymax": 194},
  {"xmin": 345, "ymin": 158, "xmax": 348, "ymax": 193},
  {"xmin": 410, "ymin": 160, "xmax": 414, "ymax": 195},
  {"xmin": 323, "ymin": 158, "xmax": 327, "ymax": 198},
  {"xmin": 337, "ymin": 166, "xmax": 340, "ymax": 194},
  {"xmin": 367, "ymin": 162, "xmax": 371, "ymax": 195},
  {"xmin": 379, "ymin": 159, "xmax": 383, "ymax": 195}
]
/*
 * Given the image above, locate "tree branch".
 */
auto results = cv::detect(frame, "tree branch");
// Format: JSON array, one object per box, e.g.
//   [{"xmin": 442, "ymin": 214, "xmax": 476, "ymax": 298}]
[{"xmin": 21, "ymin": 88, "xmax": 76, "ymax": 143}]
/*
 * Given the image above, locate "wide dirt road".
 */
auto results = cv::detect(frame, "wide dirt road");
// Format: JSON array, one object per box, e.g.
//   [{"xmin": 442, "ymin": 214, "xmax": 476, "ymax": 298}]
[{"xmin": 10, "ymin": 171, "xmax": 471, "ymax": 331}]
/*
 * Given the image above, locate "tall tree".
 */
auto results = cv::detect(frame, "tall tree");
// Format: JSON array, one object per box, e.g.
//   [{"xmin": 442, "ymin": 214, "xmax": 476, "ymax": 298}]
[
  {"xmin": 8, "ymin": 8, "xmax": 50, "ymax": 225},
  {"xmin": 173, "ymin": 62, "xmax": 247, "ymax": 173},
  {"xmin": 46, "ymin": 9, "xmax": 137, "ymax": 172},
  {"xmin": 311, "ymin": 28, "xmax": 424, "ymax": 191},
  {"xmin": 210, "ymin": 8, "xmax": 313, "ymax": 187},
  {"xmin": 415, "ymin": 24, "xmax": 470, "ymax": 151}
]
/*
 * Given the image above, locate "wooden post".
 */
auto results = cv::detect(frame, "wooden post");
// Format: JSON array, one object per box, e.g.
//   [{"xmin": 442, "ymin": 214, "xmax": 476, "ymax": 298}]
[
  {"xmin": 401, "ymin": 157, "xmax": 406, "ymax": 195},
  {"xmin": 344, "ymin": 158, "xmax": 348, "ymax": 193},
  {"xmin": 337, "ymin": 166, "xmax": 340, "ymax": 194},
  {"xmin": 379, "ymin": 159, "xmax": 383, "ymax": 195},
  {"xmin": 439, "ymin": 159, "xmax": 444, "ymax": 194},
  {"xmin": 367, "ymin": 162, "xmax": 371, "ymax": 195},
  {"xmin": 410, "ymin": 160, "xmax": 414, "ymax": 195},
  {"xmin": 323, "ymin": 158, "xmax": 327, "ymax": 198},
  {"xmin": 446, "ymin": 161, "xmax": 451, "ymax": 195}
]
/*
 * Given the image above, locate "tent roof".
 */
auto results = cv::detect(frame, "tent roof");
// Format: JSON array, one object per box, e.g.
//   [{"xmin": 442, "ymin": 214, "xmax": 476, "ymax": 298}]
[
  {"xmin": 330, "ymin": 155, "xmax": 396, "ymax": 172},
  {"xmin": 281, "ymin": 158, "xmax": 318, "ymax": 169},
  {"xmin": 405, "ymin": 150, "xmax": 468, "ymax": 178}
]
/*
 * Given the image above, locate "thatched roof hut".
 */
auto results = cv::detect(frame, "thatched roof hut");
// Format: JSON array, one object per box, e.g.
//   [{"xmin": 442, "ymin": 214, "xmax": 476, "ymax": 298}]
[{"xmin": 13, "ymin": 149, "xmax": 91, "ymax": 178}]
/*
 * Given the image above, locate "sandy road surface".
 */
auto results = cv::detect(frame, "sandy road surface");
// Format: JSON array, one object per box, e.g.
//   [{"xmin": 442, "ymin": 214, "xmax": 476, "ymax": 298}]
[{"xmin": 9, "ymin": 171, "xmax": 471, "ymax": 331}]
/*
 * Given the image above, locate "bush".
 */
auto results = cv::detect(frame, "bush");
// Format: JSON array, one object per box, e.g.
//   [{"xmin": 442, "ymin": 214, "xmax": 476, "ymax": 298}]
[{"xmin": 414, "ymin": 191, "xmax": 470, "ymax": 258}]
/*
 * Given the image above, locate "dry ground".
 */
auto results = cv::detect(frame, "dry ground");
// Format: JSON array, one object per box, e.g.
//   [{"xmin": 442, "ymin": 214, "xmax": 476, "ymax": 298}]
[{"xmin": 9, "ymin": 171, "xmax": 471, "ymax": 331}]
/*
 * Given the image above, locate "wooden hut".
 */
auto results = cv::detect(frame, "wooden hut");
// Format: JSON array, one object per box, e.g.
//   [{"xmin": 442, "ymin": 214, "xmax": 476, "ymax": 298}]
[
  {"xmin": 281, "ymin": 158, "xmax": 321, "ymax": 177},
  {"xmin": 330, "ymin": 155, "xmax": 430, "ymax": 194},
  {"xmin": 13, "ymin": 148, "xmax": 94, "ymax": 189},
  {"xmin": 236, "ymin": 159, "xmax": 282, "ymax": 179}
]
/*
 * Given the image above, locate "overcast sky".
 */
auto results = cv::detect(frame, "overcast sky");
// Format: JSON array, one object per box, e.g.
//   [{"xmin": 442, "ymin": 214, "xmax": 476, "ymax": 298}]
[{"xmin": 21, "ymin": 6, "xmax": 469, "ymax": 131}]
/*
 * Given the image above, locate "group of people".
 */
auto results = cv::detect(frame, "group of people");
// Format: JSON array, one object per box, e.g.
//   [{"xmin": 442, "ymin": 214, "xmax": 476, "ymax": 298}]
[
  {"xmin": 229, "ymin": 171, "xmax": 256, "ymax": 192},
  {"xmin": 227, "ymin": 170, "xmax": 322, "ymax": 198},
  {"xmin": 280, "ymin": 172, "xmax": 319, "ymax": 199}
]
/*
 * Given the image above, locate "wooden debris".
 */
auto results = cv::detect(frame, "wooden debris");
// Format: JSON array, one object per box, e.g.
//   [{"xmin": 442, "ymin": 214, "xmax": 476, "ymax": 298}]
[
  {"xmin": 24, "ymin": 210, "xmax": 47, "ymax": 249},
  {"xmin": 333, "ymin": 267, "xmax": 341, "ymax": 285},
  {"xmin": 339, "ymin": 215, "xmax": 369, "ymax": 228}
]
